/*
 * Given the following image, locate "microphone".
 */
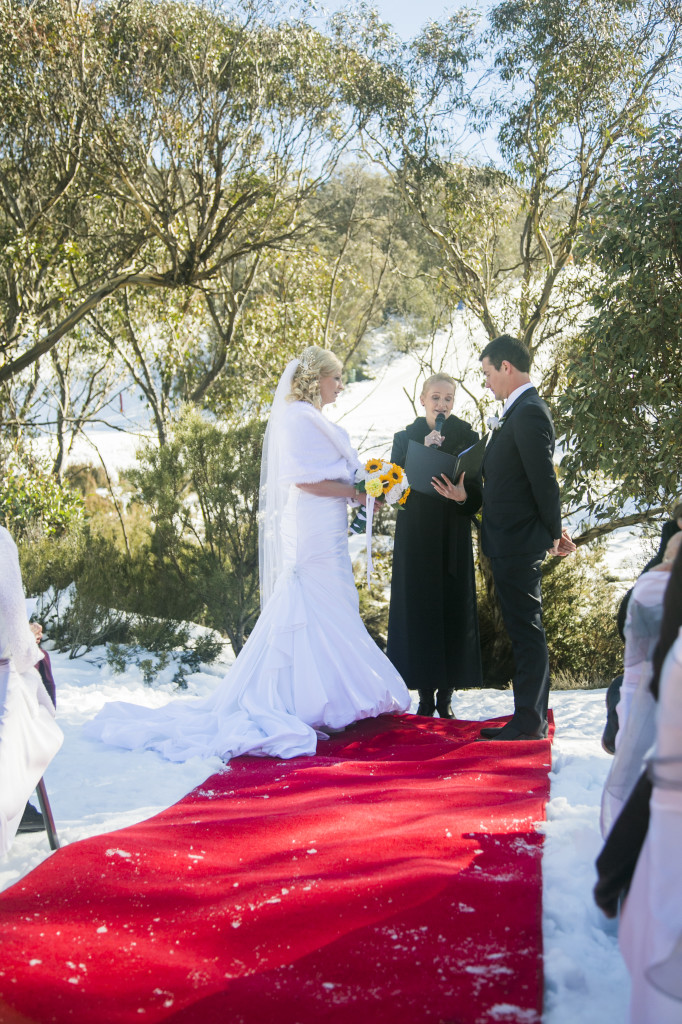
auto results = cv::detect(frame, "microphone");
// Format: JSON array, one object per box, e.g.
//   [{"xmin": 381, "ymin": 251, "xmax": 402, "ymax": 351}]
[{"xmin": 430, "ymin": 413, "xmax": 445, "ymax": 447}]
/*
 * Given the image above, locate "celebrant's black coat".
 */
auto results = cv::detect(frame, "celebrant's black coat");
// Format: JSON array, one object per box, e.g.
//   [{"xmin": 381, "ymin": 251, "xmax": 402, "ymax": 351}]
[{"xmin": 387, "ymin": 415, "xmax": 483, "ymax": 693}]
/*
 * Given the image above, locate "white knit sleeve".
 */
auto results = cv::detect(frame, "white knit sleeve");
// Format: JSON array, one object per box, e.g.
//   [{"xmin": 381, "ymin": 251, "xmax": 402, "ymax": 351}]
[
  {"xmin": 279, "ymin": 403, "xmax": 355, "ymax": 486},
  {"xmin": 0, "ymin": 527, "xmax": 43, "ymax": 674}
]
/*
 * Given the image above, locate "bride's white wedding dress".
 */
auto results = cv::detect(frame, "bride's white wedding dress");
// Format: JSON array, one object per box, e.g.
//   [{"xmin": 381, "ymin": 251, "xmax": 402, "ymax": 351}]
[{"xmin": 86, "ymin": 397, "xmax": 410, "ymax": 763}]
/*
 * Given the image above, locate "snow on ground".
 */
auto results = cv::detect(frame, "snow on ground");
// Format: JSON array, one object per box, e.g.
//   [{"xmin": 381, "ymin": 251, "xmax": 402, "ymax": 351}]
[{"xmin": 1, "ymin": 653, "xmax": 630, "ymax": 1023}]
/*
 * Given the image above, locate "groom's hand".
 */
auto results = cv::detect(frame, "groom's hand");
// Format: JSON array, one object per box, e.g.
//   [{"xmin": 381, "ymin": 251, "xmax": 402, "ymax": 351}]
[{"xmin": 549, "ymin": 528, "xmax": 576, "ymax": 557}]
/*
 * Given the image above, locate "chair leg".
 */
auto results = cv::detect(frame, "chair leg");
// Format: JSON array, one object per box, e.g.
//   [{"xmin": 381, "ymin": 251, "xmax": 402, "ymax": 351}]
[{"xmin": 35, "ymin": 778, "xmax": 60, "ymax": 851}]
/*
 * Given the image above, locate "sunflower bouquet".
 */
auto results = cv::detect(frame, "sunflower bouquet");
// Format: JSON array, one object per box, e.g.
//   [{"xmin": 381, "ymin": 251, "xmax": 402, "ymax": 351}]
[{"xmin": 349, "ymin": 458, "xmax": 410, "ymax": 535}]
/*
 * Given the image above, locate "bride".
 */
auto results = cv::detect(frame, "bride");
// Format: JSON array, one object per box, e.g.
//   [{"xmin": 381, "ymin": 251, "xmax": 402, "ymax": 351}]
[{"xmin": 86, "ymin": 346, "xmax": 410, "ymax": 762}]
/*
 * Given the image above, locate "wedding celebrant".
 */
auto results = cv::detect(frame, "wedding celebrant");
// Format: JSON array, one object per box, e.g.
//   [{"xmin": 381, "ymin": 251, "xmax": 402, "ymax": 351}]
[{"xmin": 387, "ymin": 373, "xmax": 482, "ymax": 718}]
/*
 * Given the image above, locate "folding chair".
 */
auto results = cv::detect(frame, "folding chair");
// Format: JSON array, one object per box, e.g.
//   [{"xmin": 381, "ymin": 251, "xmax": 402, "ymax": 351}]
[{"xmin": 35, "ymin": 779, "xmax": 60, "ymax": 851}]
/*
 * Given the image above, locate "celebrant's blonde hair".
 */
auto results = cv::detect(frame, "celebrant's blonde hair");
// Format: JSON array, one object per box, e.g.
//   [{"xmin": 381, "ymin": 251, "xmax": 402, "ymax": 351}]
[
  {"xmin": 420, "ymin": 373, "xmax": 456, "ymax": 398},
  {"xmin": 288, "ymin": 346, "xmax": 342, "ymax": 407}
]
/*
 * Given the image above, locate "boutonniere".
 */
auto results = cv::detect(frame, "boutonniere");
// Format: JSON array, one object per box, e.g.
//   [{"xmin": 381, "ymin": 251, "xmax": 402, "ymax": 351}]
[{"xmin": 486, "ymin": 414, "xmax": 506, "ymax": 431}]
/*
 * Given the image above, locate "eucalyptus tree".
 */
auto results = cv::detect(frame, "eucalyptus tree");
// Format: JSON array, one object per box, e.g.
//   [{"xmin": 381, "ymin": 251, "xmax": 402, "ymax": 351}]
[
  {"xmin": 0, "ymin": 0, "xmax": 409, "ymax": 391},
  {"xmin": 84, "ymin": 285, "xmax": 204, "ymax": 449},
  {"xmin": 83, "ymin": 165, "xmax": 440, "ymax": 439},
  {"xmin": 368, "ymin": 0, "xmax": 682, "ymax": 368},
  {"xmin": 557, "ymin": 115, "xmax": 682, "ymax": 538},
  {"xmin": 0, "ymin": 0, "xmax": 100, "ymax": 408}
]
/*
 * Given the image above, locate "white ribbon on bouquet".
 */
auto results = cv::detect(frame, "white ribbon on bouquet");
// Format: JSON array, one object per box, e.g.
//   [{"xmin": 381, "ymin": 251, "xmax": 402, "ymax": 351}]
[{"xmin": 364, "ymin": 495, "xmax": 376, "ymax": 589}]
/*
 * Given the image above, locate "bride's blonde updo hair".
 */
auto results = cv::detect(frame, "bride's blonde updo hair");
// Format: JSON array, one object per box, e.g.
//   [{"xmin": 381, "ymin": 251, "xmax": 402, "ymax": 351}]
[{"xmin": 287, "ymin": 345, "xmax": 342, "ymax": 407}]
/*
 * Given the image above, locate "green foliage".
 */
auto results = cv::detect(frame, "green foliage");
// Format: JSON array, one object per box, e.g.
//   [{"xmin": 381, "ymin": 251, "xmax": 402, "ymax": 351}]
[
  {"xmin": 16, "ymin": 411, "xmax": 264, "ymax": 665},
  {"xmin": 378, "ymin": 0, "xmax": 682, "ymax": 378},
  {"xmin": 130, "ymin": 410, "xmax": 265, "ymax": 655},
  {"xmin": 0, "ymin": 0, "xmax": 410, "ymax": 387},
  {"xmin": 18, "ymin": 520, "xmax": 223, "ymax": 680},
  {"xmin": 558, "ymin": 115, "xmax": 682, "ymax": 517},
  {"xmin": 64, "ymin": 463, "xmax": 109, "ymax": 495},
  {"xmin": 0, "ymin": 454, "xmax": 84, "ymax": 538},
  {"xmin": 18, "ymin": 521, "xmax": 95, "ymax": 600},
  {"xmin": 477, "ymin": 545, "xmax": 622, "ymax": 688},
  {"xmin": 355, "ymin": 550, "xmax": 393, "ymax": 648},
  {"xmin": 18, "ymin": 524, "xmax": 133, "ymax": 656},
  {"xmin": 491, "ymin": 0, "xmax": 664, "ymax": 161},
  {"xmin": 541, "ymin": 548, "xmax": 623, "ymax": 685},
  {"xmin": 106, "ymin": 620, "xmax": 223, "ymax": 689}
]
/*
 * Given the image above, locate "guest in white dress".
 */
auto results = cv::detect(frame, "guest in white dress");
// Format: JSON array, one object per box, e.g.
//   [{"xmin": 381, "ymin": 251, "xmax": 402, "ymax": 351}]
[
  {"xmin": 86, "ymin": 346, "xmax": 410, "ymax": 762},
  {"xmin": 0, "ymin": 527, "xmax": 63, "ymax": 856},
  {"xmin": 619, "ymin": 545, "xmax": 682, "ymax": 1023},
  {"xmin": 601, "ymin": 531, "xmax": 682, "ymax": 837}
]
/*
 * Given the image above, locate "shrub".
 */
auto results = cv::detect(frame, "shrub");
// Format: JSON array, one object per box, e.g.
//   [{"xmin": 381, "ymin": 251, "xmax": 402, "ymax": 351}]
[
  {"xmin": 19, "ymin": 526, "xmax": 140, "ymax": 656},
  {"xmin": 355, "ymin": 550, "xmax": 392, "ymax": 648},
  {"xmin": 19, "ymin": 523, "xmax": 223, "ymax": 680},
  {"xmin": 129, "ymin": 409, "xmax": 265, "ymax": 655},
  {"xmin": 477, "ymin": 543, "xmax": 623, "ymax": 689},
  {"xmin": 0, "ymin": 457, "xmax": 83, "ymax": 538},
  {"xmin": 106, "ymin": 618, "xmax": 224, "ymax": 688},
  {"xmin": 541, "ymin": 546, "xmax": 623, "ymax": 686}
]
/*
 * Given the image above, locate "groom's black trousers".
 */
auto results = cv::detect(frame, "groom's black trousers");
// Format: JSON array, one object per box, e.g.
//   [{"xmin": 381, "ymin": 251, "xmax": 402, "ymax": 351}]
[{"xmin": 491, "ymin": 551, "xmax": 549, "ymax": 736}]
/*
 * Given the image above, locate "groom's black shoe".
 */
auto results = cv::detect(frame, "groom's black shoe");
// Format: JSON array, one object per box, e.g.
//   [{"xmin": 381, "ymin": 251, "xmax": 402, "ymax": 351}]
[
  {"xmin": 479, "ymin": 726, "xmax": 504, "ymax": 738},
  {"xmin": 480, "ymin": 721, "xmax": 547, "ymax": 741}
]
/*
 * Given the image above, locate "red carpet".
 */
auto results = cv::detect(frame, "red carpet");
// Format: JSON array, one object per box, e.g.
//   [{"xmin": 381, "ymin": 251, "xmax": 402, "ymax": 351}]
[{"xmin": 0, "ymin": 714, "xmax": 553, "ymax": 1024}]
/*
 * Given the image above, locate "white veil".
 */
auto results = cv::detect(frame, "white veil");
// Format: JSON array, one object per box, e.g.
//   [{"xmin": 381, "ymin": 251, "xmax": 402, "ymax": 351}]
[{"xmin": 258, "ymin": 359, "xmax": 299, "ymax": 609}]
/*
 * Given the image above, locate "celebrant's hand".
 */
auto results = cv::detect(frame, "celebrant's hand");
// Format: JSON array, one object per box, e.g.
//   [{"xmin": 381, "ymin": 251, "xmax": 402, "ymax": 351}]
[
  {"xmin": 425, "ymin": 429, "xmax": 444, "ymax": 447},
  {"xmin": 431, "ymin": 471, "xmax": 467, "ymax": 503}
]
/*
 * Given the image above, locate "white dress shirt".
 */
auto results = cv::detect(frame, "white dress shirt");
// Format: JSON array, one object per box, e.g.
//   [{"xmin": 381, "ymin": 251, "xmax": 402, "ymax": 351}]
[{"xmin": 502, "ymin": 381, "xmax": 534, "ymax": 417}]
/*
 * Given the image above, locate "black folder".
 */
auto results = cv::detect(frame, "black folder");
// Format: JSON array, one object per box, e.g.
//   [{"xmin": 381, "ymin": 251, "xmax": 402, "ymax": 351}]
[{"xmin": 404, "ymin": 435, "xmax": 488, "ymax": 498}]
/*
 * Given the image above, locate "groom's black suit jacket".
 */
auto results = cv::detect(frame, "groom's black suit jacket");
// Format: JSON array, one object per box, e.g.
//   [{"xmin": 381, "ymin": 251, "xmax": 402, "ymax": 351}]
[{"xmin": 481, "ymin": 387, "xmax": 561, "ymax": 559}]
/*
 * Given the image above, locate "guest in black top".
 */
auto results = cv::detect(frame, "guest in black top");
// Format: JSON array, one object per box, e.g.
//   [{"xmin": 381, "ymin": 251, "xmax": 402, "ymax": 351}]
[{"xmin": 387, "ymin": 373, "xmax": 482, "ymax": 718}]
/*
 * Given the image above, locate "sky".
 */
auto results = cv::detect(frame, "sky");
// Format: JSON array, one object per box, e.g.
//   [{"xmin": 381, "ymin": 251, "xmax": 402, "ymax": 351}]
[
  {"xmin": 310, "ymin": 0, "xmax": 501, "ymax": 164},
  {"xmin": 315, "ymin": 0, "xmax": 493, "ymax": 41}
]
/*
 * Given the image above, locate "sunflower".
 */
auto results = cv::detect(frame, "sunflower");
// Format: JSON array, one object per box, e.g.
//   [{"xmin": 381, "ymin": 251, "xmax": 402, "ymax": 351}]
[
  {"xmin": 387, "ymin": 465, "xmax": 404, "ymax": 485},
  {"xmin": 398, "ymin": 486, "xmax": 411, "ymax": 505},
  {"xmin": 364, "ymin": 458, "xmax": 383, "ymax": 473}
]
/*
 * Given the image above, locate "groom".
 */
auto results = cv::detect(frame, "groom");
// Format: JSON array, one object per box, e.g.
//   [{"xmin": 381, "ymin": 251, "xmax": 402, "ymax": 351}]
[{"xmin": 478, "ymin": 335, "xmax": 574, "ymax": 742}]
